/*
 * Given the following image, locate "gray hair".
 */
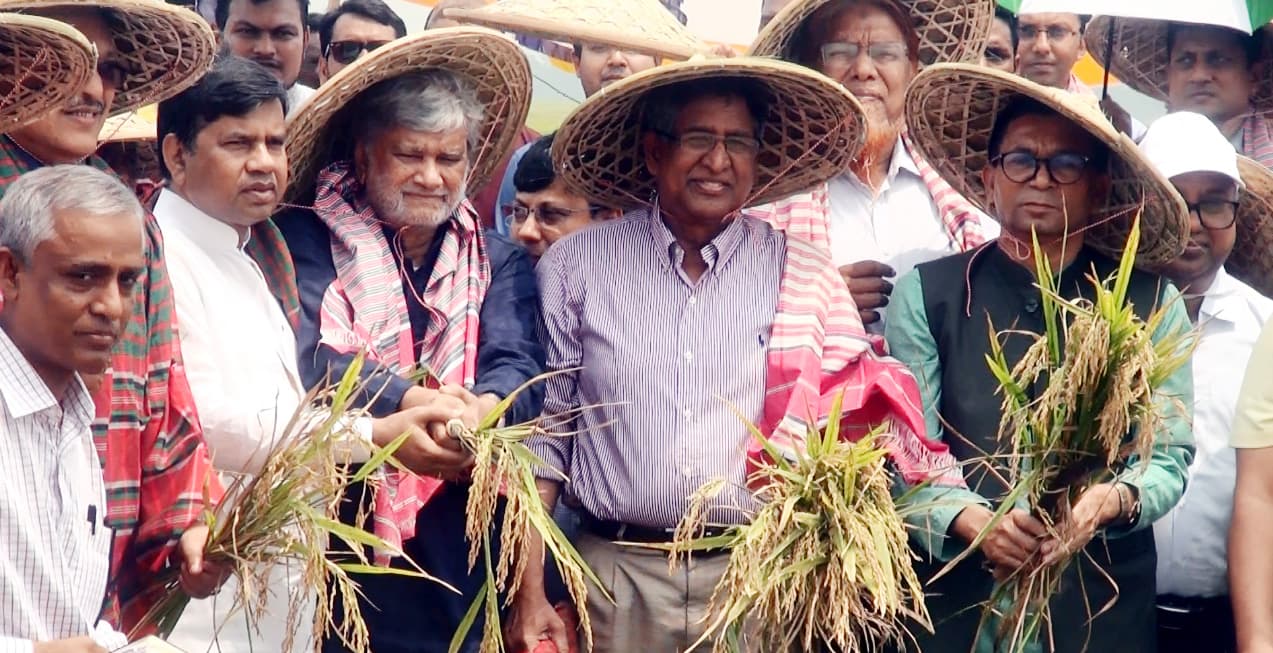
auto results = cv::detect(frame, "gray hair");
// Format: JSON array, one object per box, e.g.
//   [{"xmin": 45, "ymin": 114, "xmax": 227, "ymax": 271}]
[
  {"xmin": 350, "ymin": 69, "xmax": 486, "ymax": 158},
  {"xmin": 0, "ymin": 165, "xmax": 145, "ymax": 263}
]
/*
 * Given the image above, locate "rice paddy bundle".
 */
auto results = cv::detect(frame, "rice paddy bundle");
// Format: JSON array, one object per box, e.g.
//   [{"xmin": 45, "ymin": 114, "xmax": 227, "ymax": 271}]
[
  {"xmin": 977, "ymin": 219, "xmax": 1194, "ymax": 651},
  {"xmin": 131, "ymin": 357, "xmax": 445, "ymax": 653},
  {"xmin": 664, "ymin": 397, "xmax": 930, "ymax": 653},
  {"xmin": 446, "ymin": 377, "xmax": 609, "ymax": 653}
]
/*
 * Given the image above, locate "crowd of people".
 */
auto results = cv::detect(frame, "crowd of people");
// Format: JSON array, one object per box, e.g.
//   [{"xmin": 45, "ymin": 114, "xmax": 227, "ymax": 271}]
[{"xmin": 1, "ymin": 0, "xmax": 1272, "ymax": 652}]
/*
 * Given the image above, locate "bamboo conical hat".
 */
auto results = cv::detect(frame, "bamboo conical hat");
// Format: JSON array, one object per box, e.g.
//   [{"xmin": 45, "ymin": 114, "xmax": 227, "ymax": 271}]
[
  {"xmin": 1229, "ymin": 157, "xmax": 1273, "ymax": 297},
  {"xmin": 445, "ymin": 0, "xmax": 703, "ymax": 59},
  {"xmin": 0, "ymin": 13, "xmax": 94, "ymax": 131}
]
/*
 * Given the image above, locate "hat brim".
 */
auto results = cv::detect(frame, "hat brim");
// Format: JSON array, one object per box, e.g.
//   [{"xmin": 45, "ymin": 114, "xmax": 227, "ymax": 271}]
[
  {"xmin": 446, "ymin": 0, "xmax": 701, "ymax": 60},
  {"xmin": 1086, "ymin": 17, "xmax": 1273, "ymax": 115},
  {"xmin": 905, "ymin": 63, "xmax": 1189, "ymax": 268},
  {"xmin": 749, "ymin": 0, "xmax": 995, "ymax": 66},
  {"xmin": 0, "ymin": 13, "xmax": 94, "ymax": 131},
  {"xmin": 1228, "ymin": 156, "xmax": 1273, "ymax": 296},
  {"xmin": 552, "ymin": 57, "xmax": 867, "ymax": 211},
  {"xmin": 2, "ymin": 0, "xmax": 216, "ymax": 115},
  {"xmin": 285, "ymin": 27, "xmax": 531, "ymax": 205},
  {"xmin": 99, "ymin": 109, "xmax": 154, "ymax": 142}
]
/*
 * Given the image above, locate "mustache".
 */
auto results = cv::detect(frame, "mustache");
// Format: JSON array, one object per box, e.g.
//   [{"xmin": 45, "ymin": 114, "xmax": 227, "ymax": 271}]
[{"xmin": 65, "ymin": 98, "xmax": 105, "ymax": 113}]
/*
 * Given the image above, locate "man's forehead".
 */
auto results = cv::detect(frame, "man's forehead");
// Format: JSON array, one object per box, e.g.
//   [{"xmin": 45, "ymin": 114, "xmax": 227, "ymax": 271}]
[
  {"xmin": 227, "ymin": 0, "xmax": 303, "ymax": 26},
  {"xmin": 1173, "ymin": 26, "xmax": 1247, "ymax": 52},
  {"xmin": 1018, "ymin": 12, "xmax": 1080, "ymax": 28},
  {"xmin": 1002, "ymin": 113, "xmax": 1097, "ymax": 149}
]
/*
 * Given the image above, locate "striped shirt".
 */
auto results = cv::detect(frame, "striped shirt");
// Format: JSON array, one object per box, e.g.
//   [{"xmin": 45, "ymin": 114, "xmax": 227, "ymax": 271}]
[
  {"xmin": 533, "ymin": 208, "xmax": 783, "ymax": 528},
  {"xmin": 0, "ymin": 328, "xmax": 126, "ymax": 651}
]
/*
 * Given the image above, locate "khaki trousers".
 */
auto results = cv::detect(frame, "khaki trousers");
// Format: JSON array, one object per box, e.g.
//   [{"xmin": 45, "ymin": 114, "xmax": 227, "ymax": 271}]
[{"xmin": 577, "ymin": 532, "xmax": 730, "ymax": 653}]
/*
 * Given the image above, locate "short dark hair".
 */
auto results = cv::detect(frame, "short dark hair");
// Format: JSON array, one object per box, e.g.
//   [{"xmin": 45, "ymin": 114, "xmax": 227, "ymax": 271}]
[
  {"xmin": 987, "ymin": 96, "xmax": 1109, "ymax": 168},
  {"xmin": 307, "ymin": 11, "xmax": 324, "ymax": 32},
  {"xmin": 318, "ymin": 0, "xmax": 406, "ymax": 53},
  {"xmin": 216, "ymin": 0, "xmax": 309, "ymax": 31},
  {"xmin": 156, "ymin": 55, "xmax": 288, "ymax": 179},
  {"xmin": 639, "ymin": 76, "xmax": 772, "ymax": 141},
  {"xmin": 995, "ymin": 5, "xmax": 1018, "ymax": 52},
  {"xmin": 514, "ymin": 133, "xmax": 557, "ymax": 194},
  {"xmin": 1166, "ymin": 22, "xmax": 1264, "ymax": 67}
]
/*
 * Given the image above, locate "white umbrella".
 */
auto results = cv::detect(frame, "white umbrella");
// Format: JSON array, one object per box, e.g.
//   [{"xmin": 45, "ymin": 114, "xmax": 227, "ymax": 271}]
[{"xmin": 1011, "ymin": 0, "xmax": 1271, "ymax": 33}]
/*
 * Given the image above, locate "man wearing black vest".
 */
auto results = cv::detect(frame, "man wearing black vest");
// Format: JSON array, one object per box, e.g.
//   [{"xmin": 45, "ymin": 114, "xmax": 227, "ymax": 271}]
[{"xmin": 885, "ymin": 64, "xmax": 1196, "ymax": 653}]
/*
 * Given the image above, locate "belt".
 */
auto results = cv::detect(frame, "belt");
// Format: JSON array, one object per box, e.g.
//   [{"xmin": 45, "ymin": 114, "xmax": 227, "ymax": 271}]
[
  {"xmin": 1157, "ymin": 593, "xmax": 1231, "ymax": 615},
  {"xmin": 582, "ymin": 516, "xmax": 733, "ymax": 553}
]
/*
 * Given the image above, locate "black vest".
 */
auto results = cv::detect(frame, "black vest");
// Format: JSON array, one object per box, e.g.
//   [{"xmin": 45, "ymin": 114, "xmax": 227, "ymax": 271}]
[{"xmin": 901, "ymin": 245, "xmax": 1162, "ymax": 653}]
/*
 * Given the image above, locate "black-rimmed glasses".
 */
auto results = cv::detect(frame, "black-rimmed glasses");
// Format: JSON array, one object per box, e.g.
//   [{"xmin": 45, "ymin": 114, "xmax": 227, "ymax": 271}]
[{"xmin": 990, "ymin": 151, "xmax": 1094, "ymax": 185}]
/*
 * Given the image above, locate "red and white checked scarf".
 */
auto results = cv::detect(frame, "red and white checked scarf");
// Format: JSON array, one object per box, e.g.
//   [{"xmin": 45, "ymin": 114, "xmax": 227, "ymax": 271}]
[
  {"xmin": 314, "ymin": 161, "xmax": 490, "ymax": 561},
  {"xmin": 1242, "ymin": 114, "xmax": 1273, "ymax": 169},
  {"xmin": 756, "ymin": 234, "xmax": 964, "ymax": 486},
  {"xmin": 751, "ymin": 134, "xmax": 989, "ymax": 255}
]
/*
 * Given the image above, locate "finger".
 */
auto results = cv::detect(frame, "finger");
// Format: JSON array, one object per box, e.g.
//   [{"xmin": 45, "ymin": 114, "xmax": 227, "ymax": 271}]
[
  {"xmin": 1011, "ymin": 511, "xmax": 1049, "ymax": 538},
  {"xmin": 842, "ymin": 260, "xmax": 896, "ymax": 278},
  {"xmin": 851, "ymin": 292, "xmax": 890, "ymax": 311},
  {"xmin": 1001, "ymin": 524, "xmax": 1042, "ymax": 555},
  {"xmin": 550, "ymin": 611, "xmax": 571, "ymax": 653},
  {"xmin": 180, "ymin": 526, "xmax": 206, "ymax": 574},
  {"xmin": 848, "ymin": 276, "xmax": 894, "ymax": 295},
  {"xmin": 438, "ymin": 384, "xmax": 478, "ymax": 402},
  {"xmin": 860, "ymin": 309, "xmax": 881, "ymax": 325}
]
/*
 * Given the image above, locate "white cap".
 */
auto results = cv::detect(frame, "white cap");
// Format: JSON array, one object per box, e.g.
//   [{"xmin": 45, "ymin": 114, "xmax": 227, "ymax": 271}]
[{"xmin": 1139, "ymin": 111, "xmax": 1244, "ymax": 188}]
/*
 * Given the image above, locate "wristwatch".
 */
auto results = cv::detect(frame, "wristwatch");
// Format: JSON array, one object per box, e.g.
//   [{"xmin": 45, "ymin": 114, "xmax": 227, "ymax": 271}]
[{"xmin": 1116, "ymin": 482, "xmax": 1142, "ymax": 527}]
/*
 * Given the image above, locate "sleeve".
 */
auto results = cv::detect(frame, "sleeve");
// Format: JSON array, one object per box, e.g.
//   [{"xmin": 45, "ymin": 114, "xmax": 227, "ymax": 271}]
[
  {"xmin": 1110, "ymin": 283, "xmax": 1196, "ymax": 534},
  {"xmin": 527, "ymin": 244, "xmax": 583, "ymax": 479},
  {"xmin": 287, "ymin": 214, "xmax": 415, "ymax": 418},
  {"xmin": 91, "ymin": 620, "xmax": 128, "ymax": 649},
  {"xmin": 884, "ymin": 270, "xmax": 990, "ymax": 561},
  {"xmin": 471, "ymin": 237, "xmax": 546, "ymax": 424},
  {"xmin": 167, "ymin": 256, "xmax": 300, "ymax": 475},
  {"xmin": 1232, "ymin": 317, "xmax": 1273, "ymax": 448}
]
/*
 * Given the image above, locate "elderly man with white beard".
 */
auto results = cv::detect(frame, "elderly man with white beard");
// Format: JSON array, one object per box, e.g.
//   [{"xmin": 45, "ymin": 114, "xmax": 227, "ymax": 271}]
[
  {"xmin": 749, "ymin": 0, "xmax": 1001, "ymax": 331},
  {"xmin": 276, "ymin": 29, "xmax": 544, "ymax": 653}
]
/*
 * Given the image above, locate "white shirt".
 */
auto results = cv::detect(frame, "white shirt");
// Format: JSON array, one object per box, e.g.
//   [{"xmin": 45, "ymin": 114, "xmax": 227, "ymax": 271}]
[
  {"xmin": 826, "ymin": 138, "xmax": 1000, "ymax": 330},
  {"xmin": 286, "ymin": 84, "xmax": 316, "ymax": 117},
  {"xmin": 1154, "ymin": 269, "xmax": 1273, "ymax": 597},
  {"xmin": 0, "ymin": 328, "xmax": 126, "ymax": 652},
  {"xmin": 155, "ymin": 189, "xmax": 317, "ymax": 652}
]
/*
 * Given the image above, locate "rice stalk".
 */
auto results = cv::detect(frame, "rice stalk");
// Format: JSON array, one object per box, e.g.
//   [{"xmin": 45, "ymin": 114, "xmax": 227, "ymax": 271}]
[
  {"xmin": 980, "ymin": 216, "xmax": 1195, "ymax": 652},
  {"xmin": 130, "ymin": 355, "xmax": 450, "ymax": 653},
  {"xmin": 658, "ymin": 394, "xmax": 930, "ymax": 652},
  {"xmin": 446, "ymin": 374, "xmax": 612, "ymax": 653}
]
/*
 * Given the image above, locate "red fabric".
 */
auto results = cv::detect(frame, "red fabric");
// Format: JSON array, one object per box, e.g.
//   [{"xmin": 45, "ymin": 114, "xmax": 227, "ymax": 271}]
[{"xmin": 471, "ymin": 126, "xmax": 539, "ymax": 228}]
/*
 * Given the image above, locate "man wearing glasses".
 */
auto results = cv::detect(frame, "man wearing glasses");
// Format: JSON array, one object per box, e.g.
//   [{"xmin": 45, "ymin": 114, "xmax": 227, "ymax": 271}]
[
  {"xmin": 1015, "ymin": 12, "xmax": 1088, "ymax": 91},
  {"xmin": 507, "ymin": 133, "xmax": 618, "ymax": 264},
  {"xmin": 316, "ymin": 0, "xmax": 405, "ymax": 85},
  {"xmin": 1141, "ymin": 112, "xmax": 1270, "ymax": 653}
]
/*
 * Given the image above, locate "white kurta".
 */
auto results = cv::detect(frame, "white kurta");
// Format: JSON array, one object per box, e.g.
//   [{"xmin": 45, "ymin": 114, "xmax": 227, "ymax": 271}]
[{"xmin": 155, "ymin": 189, "xmax": 317, "ymax": 653}]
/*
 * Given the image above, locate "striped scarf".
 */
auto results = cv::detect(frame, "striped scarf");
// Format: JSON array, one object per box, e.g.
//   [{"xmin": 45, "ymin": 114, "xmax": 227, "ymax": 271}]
[
  {"xmin": 313, "ymin": 161, "xmax": 490, "ymax": 561},
  {"xmin": 751, "ymin": 133, "xmax": 989, "ymax": 255},
  {"xmin": 757, "ymin": 234, "xmax": 963, "ymax": 486},
  {"xmin": 1241, "ymin": 114, "xmax": 1273, "ymax": 169}
]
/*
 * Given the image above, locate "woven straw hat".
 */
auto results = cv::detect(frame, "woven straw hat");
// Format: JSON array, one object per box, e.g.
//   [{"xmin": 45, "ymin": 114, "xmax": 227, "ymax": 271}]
[
  {"xmin": 0, "ymin": 13, "xmax": 94, "ymax": 131},
  {"xmin": 1229, "ymin": 156, "xmax": 1273, "ymax": 296},
  {"xmin": 749, "ymin": 0, "xmax": 995, "ymax": 65},
  {"xmin": 444, "ymin": 0, "xmax": 702, "ymax": 60},
  {"xmin": 285, "ymin": 27, "xmax": 531, "ymax": 204},
  {"xmin": 0, "ymin": 0, "xmax": 215, "ymax": 115},
  {"xmin": 905, "ymin": 63, "xmax": 1189, "ymax": 267},
  {"xmin": 99, "ymin": 105, "xmax": 155, "ymax": 143},
  {"xmin": 1086, "ymin": 17, "xmax": 1273, "ymax": 116},
  {"xmin": 552, "ymin": 56, "xmax": 867, "ymax": 210}
]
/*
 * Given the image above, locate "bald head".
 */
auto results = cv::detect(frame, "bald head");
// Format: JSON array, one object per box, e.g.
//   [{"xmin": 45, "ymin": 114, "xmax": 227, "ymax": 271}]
[{"xmin": 426, "ymin": 0, "xmax": 485, "ymax": 29}]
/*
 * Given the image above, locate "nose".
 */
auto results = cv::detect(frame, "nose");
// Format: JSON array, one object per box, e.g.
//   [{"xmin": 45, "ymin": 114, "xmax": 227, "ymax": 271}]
[
  {"xmin": 245, "ymin": 141, "xmax": 274, "ymax": 173},
  {"xmin": 516, "ymin": 214, "xmax": 543, "ymax": 244},
  {"xmin": 252, "ymin": 34, "xmax": 277, "ymax": 56},
  {"xmin": 701, "ymin": 139, "xmax": 731, "ymax": 172},
  {"xmin": 1187, "ymin": 61, "xmax": 1212, "ymax": 83},
  {"xmin": 847, "ymin": 49, "xmax": 878, "ymax": 80},
  {"xmin": 91, "ymin": 278, "xmax": 129, "ymax": 325},
  {"xmin": 1030, "ymin": 34, "xmax": 1052, "ymax": 54},
  {"xmin": 412, "ymin": 159, "xmax": 445, "ymax": 189},
  {"xmin": 1027, "ymin": 161, "xmax": 1057, "ymax": 189}
]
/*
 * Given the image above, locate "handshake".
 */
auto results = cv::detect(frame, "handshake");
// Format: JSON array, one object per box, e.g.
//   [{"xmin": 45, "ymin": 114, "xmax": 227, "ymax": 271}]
[{"xmin": 367, "ymin": 384, "xmax": 501, "ymax": 480}]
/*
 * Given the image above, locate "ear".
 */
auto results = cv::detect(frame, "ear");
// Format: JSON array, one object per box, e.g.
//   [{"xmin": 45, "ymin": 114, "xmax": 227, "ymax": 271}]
[
  {"xmin": 0, "ymin": 247, "xmax": 22, "ymax": 307},
  {"xmin": 160, "ymin": 133, "xmax": 187, "ymax": 189},
  {"xmin": 1077, "ymin": 31, "xmax": 1087, "ymax": 57},
  {"xmin": 318, "ymin": 55, "xmax": 330, "ymax": 81},
  {"xmin": 641, "ymin": 131, "xmax": 665, "ymax": 177},
  {"xmin": 353, "ymin": 141, "xmax": 369, "ymax": 185},
  {"xmin": 981, "ymin": 164, "xmax": 997, "ymax": 213}
]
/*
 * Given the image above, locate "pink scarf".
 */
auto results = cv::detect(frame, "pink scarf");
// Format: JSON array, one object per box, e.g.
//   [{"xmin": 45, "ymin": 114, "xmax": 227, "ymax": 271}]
[
  {"xmin": 756, "ymin": 234, "xmax": 963, "ymax": 486},
  {"xmin": 313, "ymin": 161, "xmax": 490, "ymax": 561}
]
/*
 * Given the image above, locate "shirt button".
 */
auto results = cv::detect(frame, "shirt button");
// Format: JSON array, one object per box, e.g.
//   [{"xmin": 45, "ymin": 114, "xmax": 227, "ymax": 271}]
[
  {"xmin": 688, "ymin": 295, "xmax": 697, "ymax": 305},
  {"xmin": 684, "ymin": 350, "xmax": 693, "ymax": 363},
  {"xmin": 683, "ymin": 408, "xmax": 693, "ymax": 420}
]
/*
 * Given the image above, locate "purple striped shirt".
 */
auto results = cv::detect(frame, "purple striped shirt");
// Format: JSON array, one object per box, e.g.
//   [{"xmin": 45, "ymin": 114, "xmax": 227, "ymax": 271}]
[{"xmin": 532, "ymin": 206, "xmax": 784, "ymax": 528}]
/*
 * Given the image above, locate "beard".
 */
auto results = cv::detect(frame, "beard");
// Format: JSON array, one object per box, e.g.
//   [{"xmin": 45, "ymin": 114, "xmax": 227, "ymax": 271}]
[
  {"xmin": 848, "ymin": 110, "xmax": 903, "ymax": 186},
  {"xmin": 365, "ymin": 179, "xmax": 466, "ymax": 230}
]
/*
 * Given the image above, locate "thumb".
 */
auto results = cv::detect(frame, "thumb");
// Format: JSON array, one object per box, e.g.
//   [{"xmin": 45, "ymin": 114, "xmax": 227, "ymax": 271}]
[{"xmin": 181, "ymin": 528, "xmax": 205, "ymax": 574}]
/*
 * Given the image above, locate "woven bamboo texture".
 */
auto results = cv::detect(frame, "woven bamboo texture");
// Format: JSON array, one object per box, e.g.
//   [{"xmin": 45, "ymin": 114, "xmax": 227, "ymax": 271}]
[
  {"xmin": 0, "ymin": 13, "xmax": 93, "ymax": 131},
  {"xmin": 552, "ymin": 57, "xmax": 867, "ymax": 211},
  {"xmin": 1086, "ymin": 17, "xmax": 1273, "ymax": 117},
  {"xmin": 750, "ymin": 0, "xmax": 995, "ymax": 66},
  {"xmin": 0, "ymin": 0, "xmax": 216, "ymax": 114},
  {"xmin": 446, "ymin": 0, "xmax": 702, "ymax": 60},
  {"xmin": 285, "ymin": 27, "xmax": 531, "ymax": 204},
  {"xmin": 100, "ymin": 109, "xmax": 155, "ymax": 143},
  {"xmin": 905, "ymin": 63, "xmax": 1189, "ymax": 268},
  {"xmin": 1229, "ymin": 156, "xmax": 1273, "ymax": 296}
]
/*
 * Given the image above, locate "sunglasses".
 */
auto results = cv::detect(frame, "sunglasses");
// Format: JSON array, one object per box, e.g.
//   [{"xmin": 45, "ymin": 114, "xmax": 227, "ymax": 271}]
[{"xmin": 324, "ymin": 40, "xmax": 391, "ymax": 65}]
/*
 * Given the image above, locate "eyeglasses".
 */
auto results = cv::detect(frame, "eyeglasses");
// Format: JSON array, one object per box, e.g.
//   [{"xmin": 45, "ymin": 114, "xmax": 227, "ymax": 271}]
[
  {"xmin": 503, "ymin": 203, "xmax": 599, "ymax": 227},
  {"xmin": 1186, "ymin": 199, "xmax": 1240, "ymax": 229},
  {"xmin": 658, "ymin": 131, "xmax": 761, "ymax": 157},
  {"xmin": 820, "ymin": 41, "xmax": 909, "ymax": 69},
  {"xmin": 324, "ymin": 40, "xmax": 391, "ymax": 65},
  {"xmin": 96, "ymin": 59, "xmax": 130, "ymax": 89},
  {"xmin": 991, "ymin": 151, "xmax": 1095, "ymax": 185},
  {"xmin": 983, "ymin": 46, "xmax": 1013, "ymax": 65},
  {"xmin": 1018, "ymin": 25, "xmax": 1078, "ymax": 43}
]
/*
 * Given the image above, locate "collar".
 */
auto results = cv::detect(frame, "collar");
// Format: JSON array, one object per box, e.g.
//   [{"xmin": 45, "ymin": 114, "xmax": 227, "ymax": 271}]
[
  {"xmin": 1198, "ymin": 267, "xmax": 1245, "ymax": 324},
  {"xmin": 649, "ymin": 199, "xmax": 749, "ymax": 272},
  {"xmin": 0, "ymin": 326, "xmax": 87, "ymax": 421},
  {"xmin": 154, "ymin": 188, "xmax": 250, "ymax": 252}
]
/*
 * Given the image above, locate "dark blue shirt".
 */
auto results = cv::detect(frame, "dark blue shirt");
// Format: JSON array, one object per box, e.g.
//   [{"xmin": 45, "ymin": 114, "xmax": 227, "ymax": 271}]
[{"xmin": 277, "ymin": 207, "xmax": 544, "ymax": 423}]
